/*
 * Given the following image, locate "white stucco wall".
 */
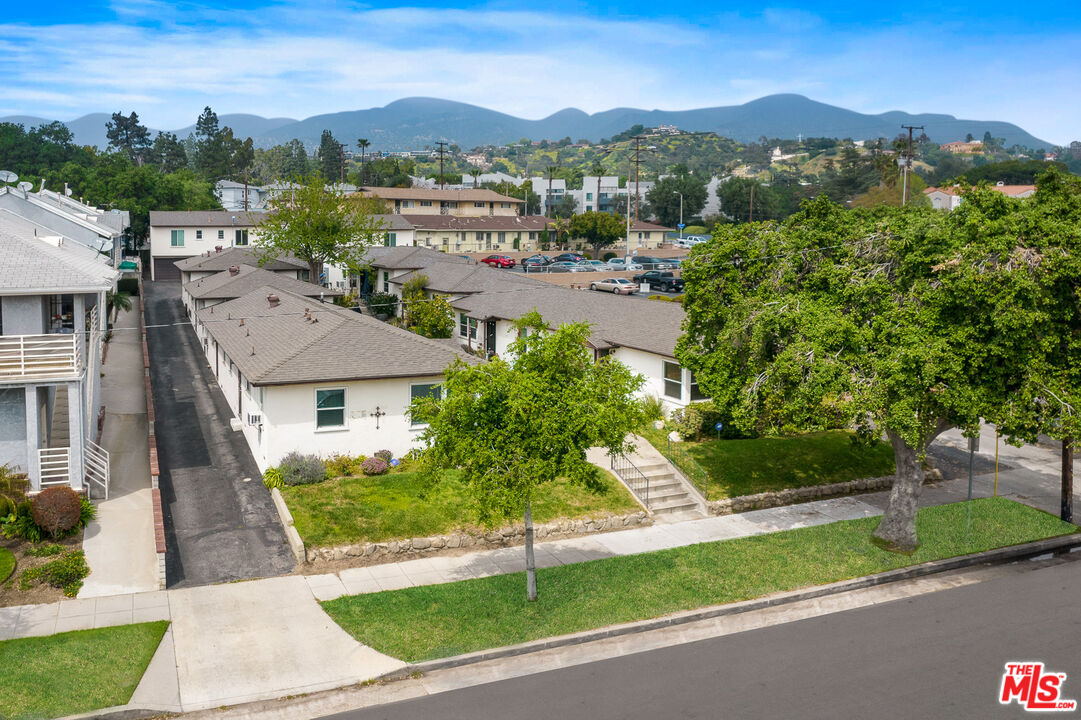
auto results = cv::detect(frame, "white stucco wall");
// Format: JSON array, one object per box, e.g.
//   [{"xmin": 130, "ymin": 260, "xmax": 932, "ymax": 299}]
[
  {"xmin": 149, "ymin": 225, "xmax": 264, "ymax": 262},
  {"xmin": 612, "ymin": 346, "xmax": 705, "ymax": 412}
]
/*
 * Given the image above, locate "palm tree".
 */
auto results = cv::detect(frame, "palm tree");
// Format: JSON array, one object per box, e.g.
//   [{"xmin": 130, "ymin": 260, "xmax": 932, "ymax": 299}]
[
  {"xmin": 356, "ymin": 138, "xmax": 370, "ymax": 185},
  {"xmin": 591, "ymin": 159, "xmax": 605, "ymax": 213},
  {"xmin": 106, "ymin": 290, "xmax": 132, "ymax": 324}
]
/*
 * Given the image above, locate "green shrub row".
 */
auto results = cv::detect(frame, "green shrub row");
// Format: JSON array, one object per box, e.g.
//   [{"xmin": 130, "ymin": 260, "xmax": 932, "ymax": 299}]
[{"xmin": 20, "ymin": 549, "xmax": 90, "ymax": 597}]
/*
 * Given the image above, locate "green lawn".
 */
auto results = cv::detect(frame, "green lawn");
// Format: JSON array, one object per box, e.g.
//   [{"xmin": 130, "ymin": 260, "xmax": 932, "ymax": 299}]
[
  {"xmin": 283, "ymin": 469, "xmax": 640, "ymax": 547},
  {"xmin": 323, "ymin": 498, "xmax": 1075, "ymax": 662},
  {"xmin": 643, "ymin": 428, "xmax": 896, "ymax": 500},
  {"xmin": 0, "ymin": 548, "xmax": 13, "ymax": 583},
  {"xmin": 0, "ymin": 621, "xmax": 168, "ymax": 719}
]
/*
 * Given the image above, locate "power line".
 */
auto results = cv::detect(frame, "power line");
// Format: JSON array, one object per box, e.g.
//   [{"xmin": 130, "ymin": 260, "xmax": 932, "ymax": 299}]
[
  {"xmin": 435, "ymin": 141, "xmax": 448, "ymax": 190},
  {"xmin": 901, "ymin": 125, "xmax": 924, "ymax": 206}
]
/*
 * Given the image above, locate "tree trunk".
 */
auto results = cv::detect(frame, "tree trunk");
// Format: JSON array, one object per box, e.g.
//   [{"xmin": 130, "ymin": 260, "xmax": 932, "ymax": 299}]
[
  {"xmin": 1063, "ymin": 438, "xmax": 1074, "ymax": 524},
  {"xmin": 524, "ymin": 500, "xmax": 537, "ymax": 602},
  {"xmin": 872, "ymin": 431, "xmax": 926, "ymax": 553}
]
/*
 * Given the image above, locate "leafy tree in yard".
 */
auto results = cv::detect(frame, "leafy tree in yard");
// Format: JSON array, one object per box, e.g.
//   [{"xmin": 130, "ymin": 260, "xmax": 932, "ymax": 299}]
[
  {"xmin": 677, "ymin": 177, "xmax": 1079, "ymax": 552},
  {"xmin": 105, "ymin": 111, "xmax": 151, "ymax": 166},
  {"xmin": 716, "ymin": 177, "xmax": 779, "ymax": 223},
  {"xmin": 646, "ymin": 171, "xmax": 707, "ymax": 227},
  {"xmin": 402, "ymin": 274, "xmax": 455, "ymax": 339},
  {"xmin": 568, "ymin": 210, "xmax": 625, "ymax": 259},
  {"xmin": 256, "ymin": 174, "xmax": 385, "ymax": 281},
  {"xmin": 550, "ymin": 193, "xmax": 578, "ymax": 219},
  {"xmin": 411, "ymin": 312, "xmax": 645, "ymax": 600}
]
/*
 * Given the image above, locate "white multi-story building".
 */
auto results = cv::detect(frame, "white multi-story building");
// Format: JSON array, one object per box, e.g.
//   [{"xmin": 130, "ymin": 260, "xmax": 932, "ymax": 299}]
[{"xmin": 148, "ymin": 210, "xmax": 266, "ymax": 281}]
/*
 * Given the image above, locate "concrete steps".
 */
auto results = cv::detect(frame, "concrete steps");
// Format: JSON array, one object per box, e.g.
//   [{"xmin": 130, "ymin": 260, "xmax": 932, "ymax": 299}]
[
  {"xmin": 49, "ymin": 385, "xmax": 70, "ymax": 448},
  {"xmin": 626, "ymin": 460, "xmax": 702, "ymax": 516}
]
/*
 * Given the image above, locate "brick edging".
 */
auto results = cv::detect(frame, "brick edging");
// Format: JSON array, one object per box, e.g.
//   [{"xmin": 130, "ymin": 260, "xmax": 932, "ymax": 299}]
[{"xmin": 139, "ymin": 275, "xmax": 166, "ymax": 590}]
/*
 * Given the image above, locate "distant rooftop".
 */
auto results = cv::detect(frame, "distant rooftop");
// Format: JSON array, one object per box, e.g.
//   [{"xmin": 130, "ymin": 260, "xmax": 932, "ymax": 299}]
[
  {"xmin": 0, "ymin": 210, "xmax": 119, "ymax": 294},
  {"xmin": 184, "ymin": 264, "xmax": 342, "ymax": 300}
]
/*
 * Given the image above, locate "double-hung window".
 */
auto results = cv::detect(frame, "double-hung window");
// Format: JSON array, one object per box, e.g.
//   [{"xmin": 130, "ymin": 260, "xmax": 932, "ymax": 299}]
[
  {"xmin": 409, "ymin": 383, "xmax": 442, "ymax": 426},
  {"xmin": 196, "ymin": 230, "xmax": 203, "ymax": 239},
  {"xmin": 217, "ymin": 230, "xmax": 225, "ymax": 240},
  {"xmin": 468, "ymin": 317, "xmax": 477, "ymax": 339},
  {"xmin": 459, "ymin": 313, "xmax": 468, "ymax": 337},
  {"xmin": 385, "ymin": 232, "xmax": 397, "ymax": 247},
  {"xmin": 170, "ymin": 229, "xmax": 184, "ymax": 247},
  {"xmin": 315, "ymin": 388, "xmax": 345, "ymax": 429},
  {"xmin": 663, "ymin": 361, "xmax": 683, "ymax": 400},
  {"xmin": 689, "ymin": 372, "xmax": 707, "ymax": 401},
  {"xmin": 382, "ymin": 271, "xmax": 389, "ymax": 293},
  {"xmin": 234, "ymin": 229, "xmax": 249, "ymax": 246}
]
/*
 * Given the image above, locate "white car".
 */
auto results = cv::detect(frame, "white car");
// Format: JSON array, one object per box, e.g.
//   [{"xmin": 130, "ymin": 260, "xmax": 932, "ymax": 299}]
[
  {"xmin": 672, "ymin": 238, "xmax": 697, "ymax": 248},
  {"xmin": 606, "ymin": 258, "xmax": 644, "ymax": 271}
]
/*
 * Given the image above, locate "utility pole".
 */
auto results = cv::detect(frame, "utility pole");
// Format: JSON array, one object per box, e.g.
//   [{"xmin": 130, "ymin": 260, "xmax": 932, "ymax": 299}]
[
  {"xmin": 339, "ymin": 142, "xmax": 345, "ymax": 185},
  {"xmin": 546, "ymin": 165, "xmax": 556, "ymax": 219},
  {"xmin": 1063, "ymin": 438, "xmax": 1074, "ymax": 523},
  {"xmin": 748, "ymin": 182, "xmax": 755, "ymax": 223},
  {"xmin": 436, "ymin": 140, "xmax": 448, "ymax": 190},
  {"xmin": 243, "ymin": 168, "xmax": 249, "ymax": 212},
  {"xmin": 900, "ymin": 124, "xmax": 924, "ymax": 206},
  {"xmin": 633, "ymin": 135, "xmax": 643, "ymax": 223}
]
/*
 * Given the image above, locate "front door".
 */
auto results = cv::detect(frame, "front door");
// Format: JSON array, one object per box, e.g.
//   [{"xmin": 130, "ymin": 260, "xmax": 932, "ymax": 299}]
[{"xmin": 485, "ymin": 321, "xmax": 497, "ymax": 358}]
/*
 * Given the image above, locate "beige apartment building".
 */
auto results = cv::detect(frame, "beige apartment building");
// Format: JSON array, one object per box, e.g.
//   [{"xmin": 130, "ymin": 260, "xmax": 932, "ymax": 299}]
[{"xmin": 354, "ymin": 187, "xmax": 524, "ymax": 217}]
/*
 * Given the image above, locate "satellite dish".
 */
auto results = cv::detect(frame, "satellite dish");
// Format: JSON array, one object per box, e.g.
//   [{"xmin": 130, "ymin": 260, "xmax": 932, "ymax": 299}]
[
  {"xmin": 0, "ymin": 170, "xmax": 18, "ymax": 184},
  {"xmin": 16, "ymin": 182, "xmax": 32, "ymax": 192}
]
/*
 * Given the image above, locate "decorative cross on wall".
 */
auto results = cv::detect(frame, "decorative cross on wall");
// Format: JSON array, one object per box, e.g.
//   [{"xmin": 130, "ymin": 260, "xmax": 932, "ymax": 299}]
[{"xmin": 372, "ymin": 406, "xmax": 386, "ymax": 430}]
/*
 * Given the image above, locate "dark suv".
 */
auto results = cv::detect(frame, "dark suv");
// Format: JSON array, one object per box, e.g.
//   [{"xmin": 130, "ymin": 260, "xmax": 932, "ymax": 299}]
[
  {"xmin": 553, "ymin": 252, "xmax": 586, "ymax": 263},
  {"xmin": 634, "ymin": 256, "xmax": 673, "ymax": 270},
  {"xmin": 632, "ymin": 270, "xmax": 684, "ymax": 292}
]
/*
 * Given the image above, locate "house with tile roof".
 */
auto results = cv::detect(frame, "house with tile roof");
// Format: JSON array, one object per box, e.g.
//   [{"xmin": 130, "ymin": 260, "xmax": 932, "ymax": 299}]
[
  {"xmin": 192, "ymin": 286, "xmax": 479, "ymax": 470},
  {"xmin": 0, "ymin": 210, "xmax": 118, "ymax": 496},
  {"xmin": 181, "ymin": 264, "xmax": 343, "ymax": 318}
]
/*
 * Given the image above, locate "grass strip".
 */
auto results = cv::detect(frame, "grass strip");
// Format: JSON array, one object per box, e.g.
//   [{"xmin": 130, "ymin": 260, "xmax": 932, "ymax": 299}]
[
  {"xmin": 283, "ymin": 469, "xmax": 638, "ymax": 546},
  {"xmin": 0, "ymin": 621, "xmax": 168, "ymax": 719},
  {"xmin": 323, "ymin": 498, "xmax": 1075, "ymax": 662},
  {"xmin": 0, "ymin": 548, "xmax": 13, "ymax": 583},
  {"xmin": 642, "ymin": 428, "xmax": 896, "ymax": 500}
]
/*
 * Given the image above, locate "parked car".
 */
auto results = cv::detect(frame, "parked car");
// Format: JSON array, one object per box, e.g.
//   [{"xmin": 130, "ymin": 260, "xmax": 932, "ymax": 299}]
[
  {"xmin": 672, "ymin": 238, "xmax": 697, "ymax": 249},
  {"xmin": 574, "ymin": 260, "xmax": 605, "ymax": 271},
  {"xmin": 548, "ymin": 261, "xmax": 587, "ymax": 272},
  {"xmin": 521, "ymin": 254, "xmax": 553, "ymax": 269},
  {"xmin": 635, "ymin": 256, "xmax": 674, "ymax": 270},
  {"xmin": 480, "ymin": 254, "xmax": 516, "ymax": 268},
  {"xmin": 633, "ymin": 270, "xmax": 684, "ymax": 292},
  {"xmin": 553, "ymin": 252, "xmax": 586, "ymax": 263},
  {"xmin": 589, "ymin": 278, "xmax": 639, "ymax": 295},
  {"xmin": 606, "ymin": 257, "xmax": 644, "ymax": 271}
]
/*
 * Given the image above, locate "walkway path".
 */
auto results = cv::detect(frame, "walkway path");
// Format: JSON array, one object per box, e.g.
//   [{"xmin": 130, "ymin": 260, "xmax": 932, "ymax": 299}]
[{"xmin": 79, "ymin": 306, "xmax": 159, "ymax": 597}]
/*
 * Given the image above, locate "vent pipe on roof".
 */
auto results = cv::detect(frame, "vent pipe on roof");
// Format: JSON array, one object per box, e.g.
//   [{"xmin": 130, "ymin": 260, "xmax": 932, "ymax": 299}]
[
  {"xmin": 228, "ymin": 265, "xmax": 240, "ymax": 276},
  {"xmin": 251, "ymin": 345, "xmax": 255, "ymax": 356},
  {"xmin": 215, "ymin": 246, "xmax": 223, "ymax": 253},
  {"xmin": 239, "ymin": 318, "xmax": 244, "ymax": 326},
  {"xmin": 267, "ymin": 294, "xmax": 280, "ymax": 308}
]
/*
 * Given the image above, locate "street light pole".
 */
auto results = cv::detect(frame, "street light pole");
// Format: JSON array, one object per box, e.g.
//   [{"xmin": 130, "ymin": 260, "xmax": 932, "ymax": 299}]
[{"xmin": 678, "ymin": 192, "xmax": 684, "ymax": 239}]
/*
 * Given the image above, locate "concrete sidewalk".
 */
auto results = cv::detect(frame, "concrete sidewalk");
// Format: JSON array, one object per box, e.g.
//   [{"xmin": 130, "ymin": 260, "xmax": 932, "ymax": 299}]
[
  {"xmin": 80, "ymin": 306, "xmax": 159, "ymax": 598},
  {"xmin": 1, "ymin": 423, "xmax": 1074, "ymax": 715}
]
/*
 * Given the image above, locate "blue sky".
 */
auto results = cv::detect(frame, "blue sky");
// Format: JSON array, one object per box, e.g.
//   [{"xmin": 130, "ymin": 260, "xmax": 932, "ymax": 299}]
[{"xmin": 1, "ymin": 1, "xmax": 1077, "ymax": 144}]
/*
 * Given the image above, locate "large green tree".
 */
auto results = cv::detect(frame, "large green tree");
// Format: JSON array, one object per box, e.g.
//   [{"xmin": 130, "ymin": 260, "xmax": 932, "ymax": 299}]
[
  {"xmin": 646, "ymin": 170, "xmax": 707, "ymax": 227},
  {"xmin": 318, "ymin": 130, "xmax": 343, "ymax": 182},
  {"xmin": 678, "ymin": 179, "xmax": 1079, "ymax": 552},
  {"xmin": 568, "ymin": 210, "xmax": 625, "ymax": 259},
  {"xmin": 256, "ymin": 174, "xmax": 385, "ymax": 281},
  {"xmin": 411, "ymin": 312, "xmax": 645, "ymax": 601},
  {"xmin": 716, "ymin": 177, "xmax": 779, "ymax": 223},
  {"xmin": 105, "ymin": 111, "xmax": 151, "ymax": 166}
]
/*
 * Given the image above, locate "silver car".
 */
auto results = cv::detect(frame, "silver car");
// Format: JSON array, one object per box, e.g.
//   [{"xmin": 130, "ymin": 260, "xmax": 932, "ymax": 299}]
[{"xmin": 606, "ymin": 258, "xmax": 644, "ymax": 272}]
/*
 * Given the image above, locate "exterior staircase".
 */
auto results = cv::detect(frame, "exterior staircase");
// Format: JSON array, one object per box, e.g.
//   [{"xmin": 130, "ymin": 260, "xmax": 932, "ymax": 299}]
[
  {"xmin": 596, "ymin": 434, "xmax": 707, "ymax": 521},
  {"xmin": 631, "ymin": 459, "xmax": 702, "ymax": 517}
]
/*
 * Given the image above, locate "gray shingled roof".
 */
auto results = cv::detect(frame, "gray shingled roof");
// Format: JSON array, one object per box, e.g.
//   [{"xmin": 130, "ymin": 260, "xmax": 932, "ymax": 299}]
[
  {"xmin": 451, "ymin": 285, "xmax": 685, "ymax": 357},
  {"xmin": 363, "ymin": 245, "xmax": 476, "ymax": 270},
  {"xmin": 173, "ymin": 247, "xmax": 308, "ymax": 273},
  {"xmin": 196, "ymin": 286, "xmax": 479, "ymax": 385},
  {"xmin": 184, "ymin": 265, "xmax": 343, "ymax": 300},
  {"xmin": 394, "ymin": 263, "xmax": 548, "ymax": 295},
  {"xmin": 0, "ymin": 211, "xmax": 118, "ymax": 294},
  {"xmin": 149, "ymin": 210, "xmax": 267, "ymax": 227}
]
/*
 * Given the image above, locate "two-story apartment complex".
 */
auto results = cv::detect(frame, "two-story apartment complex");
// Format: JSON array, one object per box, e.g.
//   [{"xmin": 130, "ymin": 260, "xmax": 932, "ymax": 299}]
[
  {"xmin": 148, "ymin": 210, "xmax": 266, "ymax": 281},
  {"xmin": 355, "ymin": 187, "xmax": 525, "ymax": 217},
  {"xmin": 0, "ymin": 211, "xmax": 117, "ymax": 496}
]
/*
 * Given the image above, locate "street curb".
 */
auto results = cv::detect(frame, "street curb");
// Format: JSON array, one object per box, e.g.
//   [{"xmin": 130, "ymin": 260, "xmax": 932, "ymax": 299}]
[
  {"xmin": 271, "ymin": 487, "xmax": 305, "ymax": 563},
  {"xmin": 378, "ymin": 531, "xmax": 1081, "ymax": 680}
]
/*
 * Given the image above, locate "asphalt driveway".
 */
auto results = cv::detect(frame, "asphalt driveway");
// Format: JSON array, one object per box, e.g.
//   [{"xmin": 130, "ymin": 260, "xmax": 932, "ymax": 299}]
[{"xmin": 143, "ymin": 280, "xmax": 295, "ymax": 588}]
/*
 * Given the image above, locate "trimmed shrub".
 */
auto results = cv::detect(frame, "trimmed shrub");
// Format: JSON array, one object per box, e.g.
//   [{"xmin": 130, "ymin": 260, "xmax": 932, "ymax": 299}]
[
  {"xmin": 324, "ymin": 454, "xmax": 366, "ymax": 477},
  {"xmin": 602, "ymin": 252, "xmax": 617, "ymax": 261},
  {"xmin": 0, "ymin": 495, "xmax": 14, "ymax": 518},
  {"xmin": 368, "ymin": 292, "xmax": 399, "ymax": 317},
  {"xmin": 374, "ymin": 449, "xmax": 393, "ymax": 463},
  {"xmin": 31, "ymin": 487, "xmax": 83, "ymax": 538},
  {"xmin": 669, "ymin": 401, "xmax": 751, "ymax": 441},
  {"xmin": 20, "ymin": 549, "xmax": 90, "ymax": 597},
  {"xmin": 278, "ymin": 452, "xmax": 328, "ymax": 486},
  {"xmin": 360, "ymin": 457, "xmax": 389, "ymax": 476},
  {"xmin": 262, "ymin": 467, "xmax": 284, "ymax": 490}
]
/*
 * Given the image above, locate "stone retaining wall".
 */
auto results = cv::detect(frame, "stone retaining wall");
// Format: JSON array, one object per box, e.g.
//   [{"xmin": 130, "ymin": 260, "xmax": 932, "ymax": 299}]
[
  {"xmin": 707, "ymin": 475, "xmax": 894, "ymax": 515},
  {"xmin": 305, "ymin": 511, "xmax": 653, "ymax": 564}
]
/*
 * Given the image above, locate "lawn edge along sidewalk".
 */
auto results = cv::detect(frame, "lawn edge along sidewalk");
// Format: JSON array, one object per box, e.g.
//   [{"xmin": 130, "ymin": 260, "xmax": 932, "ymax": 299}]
[{"xmin": 378, "ymin": 532, "xmax": 1081, "ymax": 680}]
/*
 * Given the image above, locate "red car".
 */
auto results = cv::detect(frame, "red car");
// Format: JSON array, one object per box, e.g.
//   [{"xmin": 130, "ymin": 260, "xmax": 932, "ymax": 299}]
[{"xmin": 480, "ymin": 254, "xmax": 516, "ymax": 268}]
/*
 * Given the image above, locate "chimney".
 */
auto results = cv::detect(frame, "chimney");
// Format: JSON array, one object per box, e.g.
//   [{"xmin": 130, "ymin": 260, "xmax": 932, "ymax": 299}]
[
  {"xmin": 215, "ymin": 245, "xmax": 223, "ymax": 253},
  {"xmin": 228, "ymin": 265, "xmax": 240, "ymax": 276},
  {"xmin": 267, "ymin": 294, "xmax": 280, "ymax": 308},
  {"xmin": 239, "ymin": 318, "xmax": 245, "ymax": 326}
]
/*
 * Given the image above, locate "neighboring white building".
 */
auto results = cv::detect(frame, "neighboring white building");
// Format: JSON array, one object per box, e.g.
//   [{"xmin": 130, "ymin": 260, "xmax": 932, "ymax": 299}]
[
  {"xmin": 923, "ymin": 183, "xmax": 1036, "ymax": 211},
  {"xmin": 0, "ymin": 210, "xmax": 117, "ymax": 495},
  {"xmin": 192, "ymin": 286, "xmax": 477, "ymax": 471},
  {"xmin": 449, "ymin": 284, "xmax": 704, "ymax": 411},
  {"xmin": 148, "ymin": 210, "xmax": 267, "ymax": 281},
  {"xmin": 0, "ymin": 185, "xmax": 127, "ymax": 265},
  {"xmin": 529, "ymin": 177, "xmax": 567, "ymax": 216}
]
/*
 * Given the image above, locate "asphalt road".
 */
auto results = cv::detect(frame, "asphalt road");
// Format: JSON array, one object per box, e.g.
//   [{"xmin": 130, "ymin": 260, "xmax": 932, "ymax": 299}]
[
  {"xmin": 327, "ymin": 556, "xmax": 1081, "ymax": 720},
  {"xmin": 143, "ymin": 280, "xmax": 295, "ymax": 587}
]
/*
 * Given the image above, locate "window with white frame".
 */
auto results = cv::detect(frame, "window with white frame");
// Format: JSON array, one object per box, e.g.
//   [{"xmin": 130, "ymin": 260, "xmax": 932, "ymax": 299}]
[
  {"xmin": 474, "ymin": 201, "xmax": 485, "ymax": 208},
  {"xmin": 315, "ymin": 388, "xmax": 345, "ymax": 428},
  {"xmin": 459, "ymin": 313, "xmax": 468, "ymax": 337},
  {"xmin": 235, "ymin": 229, "xmax": 249, "ymax": 246},
  {"xmin": 663, "ymin": 361, "xmax": 682, "ymax": 399},
  {"xmin": 382, "ymin": 271, "xmax": 389, "ymax": 293},
  {"xmin": 217, "ymin": 230, "xmax": 224, "ymax": 239},
  {"xmin": 196, "ymin": 230, "xmax": 203, "ymax": 239},
  {"xmin": 385, "ymin": 232, "xmax": 397, "ymax": 247},
  {"xmin": 409, "ymin": 382, "xmax": 442, "ymax": 425},
  {"xmin": 170, "ymin": 229, "xmax": 184, "ymax": 247},
  {"xmin": 689, "ymin": 372, "xmax": 707, "ymax": 401},
  {"xmin": 420, "ymin": 200, "xmax": 432, "ymax": 207},
  {"xmin": 468, "ymin": 317, "xmax": 477, "ymax": 339}
]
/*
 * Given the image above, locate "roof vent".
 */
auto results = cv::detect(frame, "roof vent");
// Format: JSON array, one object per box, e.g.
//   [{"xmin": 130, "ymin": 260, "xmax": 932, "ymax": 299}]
[
  {"xmin": 267, "ymin": 294, "xmax": 280, "ymax": 308},
  {"xmin": 996, "ymin": 181, "xmax": 1005, "ymax": 186},
  {"xmin": 215, "ymin": 245, "xmax": 223, "ymax": 253},
  {"xmin": 228, "ymin": 265, "xmax": 240, "ymax": 276},
  {"xmin": 239, "ymin": 318, "xmax": 245, "ymax": 326}
]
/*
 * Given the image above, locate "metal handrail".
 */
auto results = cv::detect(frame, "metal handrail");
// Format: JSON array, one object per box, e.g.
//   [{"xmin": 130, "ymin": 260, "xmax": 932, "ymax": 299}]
[
  {"xmin": 666, "ymin": 438, "xmax": 709, "ymax": 501},
  {"xmin": 610, "ymin": 452, "xmax": 651, "ymax": 506},
  {"xmin": 0, "ymin": 333, "xmax": 81, "ymax": 380},
  {"xmin": 85, "ymin": 439, "xmax": 110, "ymax": 499}
]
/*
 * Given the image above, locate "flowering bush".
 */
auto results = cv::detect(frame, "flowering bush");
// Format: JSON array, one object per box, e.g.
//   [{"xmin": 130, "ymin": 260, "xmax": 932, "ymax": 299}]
[
  {"xmin": 374, "ymin": 449, "xmax": 393, "ymax": 463},
  {"xmin": 360, "ymin": 457, "xmax": 389, "ymax": 476}
]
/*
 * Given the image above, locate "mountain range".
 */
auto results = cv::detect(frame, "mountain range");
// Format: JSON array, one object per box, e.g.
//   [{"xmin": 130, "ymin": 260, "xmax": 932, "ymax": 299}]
[{"xmin": 1, "ymin": 94, "xmax": 1054, "ymax": 152}]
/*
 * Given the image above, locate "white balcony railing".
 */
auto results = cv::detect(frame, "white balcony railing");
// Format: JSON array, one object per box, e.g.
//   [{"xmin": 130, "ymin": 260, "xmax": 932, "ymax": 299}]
[
  {"xmin": 36, "ymin": 443, "xmax": 110, "ymax": 498},
  {"xmin": 0, "ymin": 333, "xmax": 82, "ymax": 381}
]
